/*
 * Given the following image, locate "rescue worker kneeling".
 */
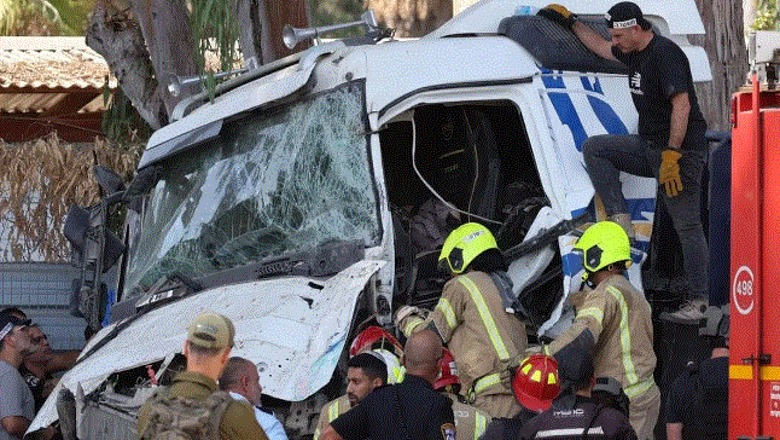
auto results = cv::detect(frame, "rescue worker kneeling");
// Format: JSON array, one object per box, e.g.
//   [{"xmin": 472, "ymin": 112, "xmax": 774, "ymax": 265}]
[
  {"xmin": 513, "ymin": 221, "xmax": 659, "ymax": 439},
  {"xmin": 396, "ymin": 223, "xmax": 527, "ymax": 418}
]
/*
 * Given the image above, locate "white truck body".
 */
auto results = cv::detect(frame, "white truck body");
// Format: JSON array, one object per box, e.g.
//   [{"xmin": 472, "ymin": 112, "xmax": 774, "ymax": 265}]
[{"xmin": 30, "ymin": 1, "xmax": 711, "ymax": 437}]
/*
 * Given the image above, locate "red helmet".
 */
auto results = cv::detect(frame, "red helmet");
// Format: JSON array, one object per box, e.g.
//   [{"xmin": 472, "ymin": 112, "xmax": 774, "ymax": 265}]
[
  {"xmin": 349, "ymin": 326, "xmax": 404, "ymax": 358},
  {"xmin": 434, "ymin": 349, "xmax": 460, "ymax": 391},
  {"xmin": 512, "ymin": 354, "xmax": 560, "ymax": 412}
]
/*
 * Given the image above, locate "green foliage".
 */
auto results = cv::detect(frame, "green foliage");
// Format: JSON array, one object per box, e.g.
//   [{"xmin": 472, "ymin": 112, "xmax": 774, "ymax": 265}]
[
  {"xmin": 0, "ymin": 0, "xmax": 95, "ymax": 35},
  {"xmin": 102, "ymin": 87, "xmax": 153, "ymax": 145},
  {"xmin": 310, "ymin": 0, "xmax": 364, "ymax": 26},
  {"xmin": 309, "ymin": 0, "xmax": 366, "ymax": 37},
  {"xmin": 190, "ymin": 0, "xmax": 241, "ymax": 100},
  {"xmin": 753, "ymin": 0, "xmax": 780, "ymax": 30},
  {"xmin": 45, "ymin": 0, "xmax": 96, "ymax": 34}
]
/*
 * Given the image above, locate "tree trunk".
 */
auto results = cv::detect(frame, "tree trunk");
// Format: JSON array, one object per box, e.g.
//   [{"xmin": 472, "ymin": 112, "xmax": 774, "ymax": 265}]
[
  {"xmin": 86, "ymin": 0, "xmax": 166, "ymax": 129},
  {"xmin": 132, "ymin": 0, "xmax": 198, "ymax": 119},
  {"xmin": 365, "ymin": 0, "xmax": 452, "ymax": 37},
  {"xmin": 233, "ymin": 0, "xmax": 264, "ymax": 67},
  {"xmin": 691, "ymin": 0, "xmax": 749, "ymax": 132},
  {"xmin": 264, "ymin": 0, "xmax": 310, "ymax": 62}
]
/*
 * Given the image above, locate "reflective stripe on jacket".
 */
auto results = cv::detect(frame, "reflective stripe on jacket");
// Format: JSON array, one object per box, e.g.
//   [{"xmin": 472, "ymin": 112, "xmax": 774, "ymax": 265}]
[
  {"xmin": 402, "ymin": 271, "xmax": 526, "ymax": 398},
  {"xmin": 546, "ymin": 274, "xmax": 656, "ymax": 398},
  {"xmin": 313, "ymin": 394, "xmax": 350, "ymax": 440},
  {"xmin": 447, "ymin": 393, "xmax": 492, "ymax": 440}
]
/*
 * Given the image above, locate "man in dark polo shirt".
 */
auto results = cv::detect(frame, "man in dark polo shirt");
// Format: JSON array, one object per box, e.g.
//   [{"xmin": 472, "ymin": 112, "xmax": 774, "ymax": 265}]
[
  {"xmin": 322, "ymin": 329, "xmax": 455, "ymax": 440},
  {"xmin": 137, "ymin": 312, "xmax": 268, "ymax": 440}
]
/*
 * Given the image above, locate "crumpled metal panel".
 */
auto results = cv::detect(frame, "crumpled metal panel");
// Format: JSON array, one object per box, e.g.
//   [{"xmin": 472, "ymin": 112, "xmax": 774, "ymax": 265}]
[{"xmin": 28, "ymin": 260, "xmax": 385, "ymax": 433}]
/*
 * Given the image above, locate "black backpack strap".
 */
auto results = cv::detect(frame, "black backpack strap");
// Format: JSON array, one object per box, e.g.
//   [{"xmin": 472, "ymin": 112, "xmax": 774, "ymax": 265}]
[{"xmin": 582, "ymin": 404, "xmax": 606, "ymax": 440}]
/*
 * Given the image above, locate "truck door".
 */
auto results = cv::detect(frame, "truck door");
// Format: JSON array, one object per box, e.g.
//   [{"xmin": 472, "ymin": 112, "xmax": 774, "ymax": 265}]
[{"xmin": 730, "ymin": 73, "xmax": 780, "ymax": 439}]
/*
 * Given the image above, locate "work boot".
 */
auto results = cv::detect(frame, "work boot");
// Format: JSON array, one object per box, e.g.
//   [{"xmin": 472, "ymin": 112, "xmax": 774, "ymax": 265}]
[
  {"xmin": 660, "ymin": 298, "xmax": 709, "ymax": 324},
  {"xmin": 609, "ymin": 213, "xmax": 635, "ymax": 240}
]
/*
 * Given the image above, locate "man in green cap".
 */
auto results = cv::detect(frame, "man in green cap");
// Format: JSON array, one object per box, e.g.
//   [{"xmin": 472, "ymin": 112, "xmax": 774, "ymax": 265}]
[{"xmin": 137, "ymin": 312, "xmax": 268, "ymax": 440}]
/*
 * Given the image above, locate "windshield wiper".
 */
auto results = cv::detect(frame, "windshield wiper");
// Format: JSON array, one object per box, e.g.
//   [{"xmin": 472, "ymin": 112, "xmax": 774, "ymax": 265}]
[
  {"xmin": 200, "ymin": 239, "xmax": 366, "ymax": 288},
  {"xmin": 134, "ymin": 272, "xmax": 204, "ymax": 311}
]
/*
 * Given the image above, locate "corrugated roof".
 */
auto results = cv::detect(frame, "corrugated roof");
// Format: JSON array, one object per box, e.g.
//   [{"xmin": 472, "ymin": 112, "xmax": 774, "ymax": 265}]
[
  {"xmin": 0, "ymin": 36, "xmax": 112, "ymax": 90},
  {"xmin": 0, "ymin": 37, "xmax": 115, "ymax": 142}
]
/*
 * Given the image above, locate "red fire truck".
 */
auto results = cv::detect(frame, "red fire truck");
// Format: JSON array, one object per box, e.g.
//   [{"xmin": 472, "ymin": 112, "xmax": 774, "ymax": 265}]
[{"xmin": 729, "ymin": 30, "xmax": 780, "ymax": 440}]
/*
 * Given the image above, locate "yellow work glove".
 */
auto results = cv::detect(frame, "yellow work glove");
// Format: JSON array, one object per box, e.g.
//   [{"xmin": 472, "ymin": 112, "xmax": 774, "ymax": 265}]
[
  {"xmin": 537, "ymin": 4, "xmax": 578, "ymax": 30},
  {"xmin": 659, "ymin": 149, "xmax": 683, "ymax": 197}
]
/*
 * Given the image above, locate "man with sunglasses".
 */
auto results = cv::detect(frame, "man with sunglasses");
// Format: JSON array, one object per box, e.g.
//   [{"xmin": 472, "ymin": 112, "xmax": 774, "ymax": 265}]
[
  {"xmin": 0, "ymin": 313, "xmax": 36, "ymax": 440},
  {"xmin": 395, "ymin": 222, "xmax": 526, "ymax": 418}
]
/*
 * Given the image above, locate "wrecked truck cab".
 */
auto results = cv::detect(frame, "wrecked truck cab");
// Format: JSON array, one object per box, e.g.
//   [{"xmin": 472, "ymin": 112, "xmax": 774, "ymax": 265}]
[{"xmin": 30, "ymin": 1, "xmax": 711, "ymax": 438}]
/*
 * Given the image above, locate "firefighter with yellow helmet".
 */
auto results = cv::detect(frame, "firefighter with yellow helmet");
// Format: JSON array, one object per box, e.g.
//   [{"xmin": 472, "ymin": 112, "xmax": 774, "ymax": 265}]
[
  {"xmin": 518, "ymin": 221, "xmax": 659, "ymax": 440},
  {"xmin": 395, "ymin": 222, "xmax": 526, "ymax": 418}
]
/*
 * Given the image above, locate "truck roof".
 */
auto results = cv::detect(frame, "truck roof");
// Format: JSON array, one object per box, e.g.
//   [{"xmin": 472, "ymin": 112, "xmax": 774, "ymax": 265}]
[
  {"xmin": 429, "ymin": 0, "xmax": 705, "ymax": 37},
  {"xmin": 143, "ymin": 0, "xmax": 710, "ymax": 169}
]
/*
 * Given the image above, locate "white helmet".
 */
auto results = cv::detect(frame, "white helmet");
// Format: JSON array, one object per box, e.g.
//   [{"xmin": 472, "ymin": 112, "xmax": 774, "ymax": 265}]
[{"xmin": 371, "ymin": 348, "xmax": 405, "ymax": 384}]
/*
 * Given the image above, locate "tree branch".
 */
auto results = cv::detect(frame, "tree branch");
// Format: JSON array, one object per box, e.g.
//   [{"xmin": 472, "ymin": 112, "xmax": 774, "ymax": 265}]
[{"xmin": 86, "ymin": 0, "xmax": 166, "ymax": 129}]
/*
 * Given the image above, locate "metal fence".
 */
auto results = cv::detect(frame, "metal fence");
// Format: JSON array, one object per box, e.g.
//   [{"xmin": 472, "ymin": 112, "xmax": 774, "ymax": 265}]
[{"xmin": 0, "ymin": 262, "xmax": 85, "ymax": 351}]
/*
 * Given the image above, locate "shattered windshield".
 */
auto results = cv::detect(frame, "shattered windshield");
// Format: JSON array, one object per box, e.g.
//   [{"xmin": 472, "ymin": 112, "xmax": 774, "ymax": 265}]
[{"xmin": 124, "ymin": 82, "xmax": 379, "ymax": 296}]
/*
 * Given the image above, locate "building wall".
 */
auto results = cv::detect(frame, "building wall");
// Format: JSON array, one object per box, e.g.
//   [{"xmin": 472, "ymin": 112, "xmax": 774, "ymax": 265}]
[{"xmin": 0, "ymin": 262, "xmax": 86, "ymax": 351}]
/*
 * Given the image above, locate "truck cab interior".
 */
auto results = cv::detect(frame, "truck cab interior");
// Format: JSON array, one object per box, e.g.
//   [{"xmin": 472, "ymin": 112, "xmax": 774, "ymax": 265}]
[{"xmin": 378, "ymin": 101, "xmax": 561, "ymax": 328}]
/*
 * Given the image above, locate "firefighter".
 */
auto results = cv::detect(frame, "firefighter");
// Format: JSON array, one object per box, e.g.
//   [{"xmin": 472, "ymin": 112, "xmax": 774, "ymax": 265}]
[
  {"xmin": 513, "ymin": 221, "xmax": 659, "ymax": 440},
  {"xmin": 395, "ymin": 222, "xmax": 527, "ymax": 418},
  {"xmin": 480, "ymin": 354, "xmax": 561, "ymax": 440},
  {"xmin": 434, "ymin": 349, "xmax": 492, "ymax": 440}
]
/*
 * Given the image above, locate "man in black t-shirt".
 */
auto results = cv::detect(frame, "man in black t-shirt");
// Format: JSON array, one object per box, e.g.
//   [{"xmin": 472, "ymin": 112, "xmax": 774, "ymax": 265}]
[
  {"xmin": 321, "ymin": 329, "xmax": 456, "ymax": 440},
  {"xmin": 537, "ymin": 2, "xmax": 710, "ymax": 324}
]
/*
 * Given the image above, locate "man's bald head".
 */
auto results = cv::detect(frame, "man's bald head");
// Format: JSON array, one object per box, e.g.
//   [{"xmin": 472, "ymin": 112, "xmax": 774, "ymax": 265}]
[{"xmin": 403, "ymin": 329, "xmax": 443, "ymax": 384}]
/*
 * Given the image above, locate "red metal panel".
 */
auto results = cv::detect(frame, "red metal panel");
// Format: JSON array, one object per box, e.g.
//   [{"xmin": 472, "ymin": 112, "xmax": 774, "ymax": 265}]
[
  {"xmin": 729, "ymin": 80, "xmax": 763, "ymax": 439},
  {"xmin": 760, "ymin": 106, "xmax": 780, "ymax": 435}
]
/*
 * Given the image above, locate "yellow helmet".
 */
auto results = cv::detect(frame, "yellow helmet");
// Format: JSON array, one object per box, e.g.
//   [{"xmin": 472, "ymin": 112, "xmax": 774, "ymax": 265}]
[
  {"xmin": 574, "ymin": 221, "xmax": 631, "ymax": 278},
  {"xmin": 438, "ymin": 222, "xmax": 498, "ymax": 274}
]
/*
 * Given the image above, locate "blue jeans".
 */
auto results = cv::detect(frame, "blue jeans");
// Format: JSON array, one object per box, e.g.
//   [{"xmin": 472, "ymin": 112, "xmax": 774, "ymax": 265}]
[{"xmin": 582, "ymin": 134, "xmax": 709, "ymax": 301}]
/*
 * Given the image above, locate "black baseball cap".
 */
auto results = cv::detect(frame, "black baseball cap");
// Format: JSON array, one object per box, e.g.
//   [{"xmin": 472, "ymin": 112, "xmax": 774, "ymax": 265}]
[
  {"xmin": 0, "ymin": 314, "xmax": 32, "ymax": 342},
  {"xmin": 605, "ymin": 2, "xmax": 651, "ymax": 30}
]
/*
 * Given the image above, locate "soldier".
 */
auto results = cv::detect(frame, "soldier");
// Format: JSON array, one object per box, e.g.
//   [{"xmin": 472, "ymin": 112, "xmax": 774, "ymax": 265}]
[{"xmin": 137, "ymin": 312, "xmax": 268, "ymax": 440}]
